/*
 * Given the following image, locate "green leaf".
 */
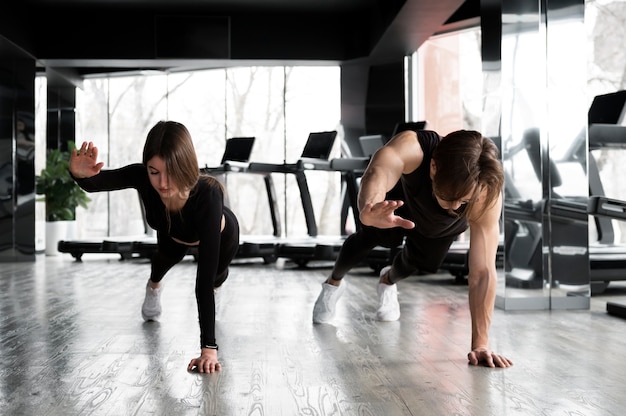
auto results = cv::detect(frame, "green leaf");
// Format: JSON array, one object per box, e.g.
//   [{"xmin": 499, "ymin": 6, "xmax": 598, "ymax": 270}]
[{"xmin": 35, "ymin": 141, "xmax": 91, "ymax": 222}]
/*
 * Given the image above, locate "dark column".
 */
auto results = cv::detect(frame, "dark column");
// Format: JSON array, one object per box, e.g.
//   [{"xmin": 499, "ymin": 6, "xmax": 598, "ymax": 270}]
[
  {"xmin": 365, "ymin": 61, "xmax": 405, "ymax": 140},
  {"xmin": 46, "ymin": 67, "xmax": 78, "ymax": 152},
  {"xmin": 0, "ymin": 35, "xmax": 36, "ymax": 261},
  {"xmin": 340, "ymin": 62, "xmax": 370, "ymax": 157},
  {"xmin": 340, "ymin": 59, "xmax": 405, "ymax": 157}
]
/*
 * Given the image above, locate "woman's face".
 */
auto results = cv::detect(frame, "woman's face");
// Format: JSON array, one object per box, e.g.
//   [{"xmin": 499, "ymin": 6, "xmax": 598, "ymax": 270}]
[{"xmin": 147, "ymin": 155, "xmax": 180, "ymax": 200}]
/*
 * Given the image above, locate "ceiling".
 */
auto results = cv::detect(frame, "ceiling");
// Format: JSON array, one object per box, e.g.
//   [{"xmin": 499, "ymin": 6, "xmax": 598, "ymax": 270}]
[{"xmin": 3, "ymin": 0, "xmax": 479, "ymax": 79}]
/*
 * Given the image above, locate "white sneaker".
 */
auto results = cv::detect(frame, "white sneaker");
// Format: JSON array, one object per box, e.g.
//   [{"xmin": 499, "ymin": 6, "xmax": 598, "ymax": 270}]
[
  {"xmin": 312, "ymin": 281, "xmax": 347, "ymax": 324},
  {"xmin": 376, "ymin": 266, "xmax": 400, "ymax": 321},
  {"xmin": 141, "ymin": 283, "xmax": 162, "ymax": 322}
]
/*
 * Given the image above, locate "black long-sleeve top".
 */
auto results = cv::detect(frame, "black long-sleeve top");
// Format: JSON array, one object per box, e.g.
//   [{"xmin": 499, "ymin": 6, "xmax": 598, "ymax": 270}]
[{"xmin": 73, "ymin": 163, "xmax": 238, "ymax": 348}]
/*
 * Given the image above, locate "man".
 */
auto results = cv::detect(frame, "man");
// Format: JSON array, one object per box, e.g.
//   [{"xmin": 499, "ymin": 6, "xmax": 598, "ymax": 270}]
[{"xmin": 312, "ymin": 129, "xmax": 512, "ymax": 368}]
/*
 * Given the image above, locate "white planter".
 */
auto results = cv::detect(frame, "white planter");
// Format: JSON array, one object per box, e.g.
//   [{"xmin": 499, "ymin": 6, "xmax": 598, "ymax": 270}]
[{"xmin": 45, "ymin": 221, "xmax": 76, "ymax": 256}]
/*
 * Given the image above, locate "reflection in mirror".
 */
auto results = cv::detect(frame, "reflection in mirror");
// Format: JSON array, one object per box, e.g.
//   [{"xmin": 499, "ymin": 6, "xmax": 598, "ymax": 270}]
[
  {"xmin": 502, "ymin": 128, "xmax": 549, "ymax": 309},
  {"xmin": 15, "ymin": 112, "xmax": 37, "ymax": 257},
  {"xmin": 498, "ymin": 0, "xmax": 550, "ymax": 310},
  {"xmin": 496, "ymin": 0, "xmax": 588, "ymax": 310},
  {"xmin": 0, "ymin": 50, "xmax": 36, "ymax": 261},
  {"xmin": 544, "ymin": 0, "xmax": 588, "ymax": 309}
]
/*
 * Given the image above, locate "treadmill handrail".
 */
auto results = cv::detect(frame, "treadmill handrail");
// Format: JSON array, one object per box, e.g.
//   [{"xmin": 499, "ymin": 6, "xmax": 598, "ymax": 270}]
[
  {"xmin": 329, "ymin": 157, "xmax": 369, "ymax": 172},
  {"xmin": 589, "ymin": 196, "xmax": 626, "ymax": 221},
  {"xmin": 247, "ymin": 160, "xmax": 317, "ymax": 236},
  {"xmin": 589, "ymin": 124, "xmax": 626, "ymax": 150}
]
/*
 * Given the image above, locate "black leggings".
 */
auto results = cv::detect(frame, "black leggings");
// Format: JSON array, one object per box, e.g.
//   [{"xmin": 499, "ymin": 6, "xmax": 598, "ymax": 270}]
[
  {"xmin": 149, "ymin": 208, "xmax": 239, "ymax": 288},
  {"xmin": 330, "ymin": 225, "xmax": 458, "ymax": 284}
]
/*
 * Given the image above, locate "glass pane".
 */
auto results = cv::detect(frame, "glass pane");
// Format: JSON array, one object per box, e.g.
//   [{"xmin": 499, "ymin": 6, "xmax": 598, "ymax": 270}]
[
  {"xmin": 416, "ymin": 28, "xmax": 483, "ymax": 133},
  {"xmin": 73, "ymin": 66, "xmax": 341, "ymax": 241},
  {"xmin": 284, "ymin": 66, "xmax": 341, "ymax": 237},
  {"xmin": 76, "ymin": 78, "xmax": 110, "ymax": 239},
  {"xmin": 167, "ymin": 70, "xmax": 226, "ymax": 167},
  {"xmin": 108, "ymin": 75, "xmax": 168, "ymax": 236}
]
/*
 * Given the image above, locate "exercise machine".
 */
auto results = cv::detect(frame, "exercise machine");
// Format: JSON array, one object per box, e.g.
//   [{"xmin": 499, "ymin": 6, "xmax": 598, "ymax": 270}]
[{"xmin": 57, "ymin": 136, "xmax": 275, "ymax": 262}]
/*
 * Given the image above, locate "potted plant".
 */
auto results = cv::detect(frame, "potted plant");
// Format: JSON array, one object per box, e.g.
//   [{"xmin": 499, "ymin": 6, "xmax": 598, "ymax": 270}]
[{"xmin": 35, "ymin": 141, "xmax": 91, "ymax": 255}]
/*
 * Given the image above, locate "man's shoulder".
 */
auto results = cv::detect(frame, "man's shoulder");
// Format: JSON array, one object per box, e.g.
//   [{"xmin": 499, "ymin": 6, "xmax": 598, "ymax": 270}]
[
  {"xmin": 416, "ymin": 129, "xmax": 442, "ymax": 143},
  {"xmin": 468, "ymin": 190, "xmax": 502, "ymax": 226}
]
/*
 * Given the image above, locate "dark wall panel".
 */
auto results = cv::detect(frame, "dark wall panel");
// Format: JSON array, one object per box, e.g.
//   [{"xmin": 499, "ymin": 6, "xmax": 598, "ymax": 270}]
[
  {"xmin": 155, "ymin": 15, "xmax": 230, "ymax": 59},
  {"xmin": 365, "ymin": 61, "xmax": 405, "ymax": 139},
  {"xmin": 340, "ymin": 62, "xmax": 369, "ymax": 156},
  {"xmin": 0, "ymin": 35, "xmax": 36, "ymax": 261},
  {"xmin": 340, "ymin": 59, "xmax": 405, "ymax": 156}
]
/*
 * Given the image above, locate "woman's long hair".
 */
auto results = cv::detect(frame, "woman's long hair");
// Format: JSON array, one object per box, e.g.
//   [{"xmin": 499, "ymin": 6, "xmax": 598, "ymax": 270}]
[
  {"xmin": 143, "ymin": 120, "xmax": 200, "ymax": 194},
  {"xmin": 143, "ymin": 121, "xmax": 224, "ymax": 230}
]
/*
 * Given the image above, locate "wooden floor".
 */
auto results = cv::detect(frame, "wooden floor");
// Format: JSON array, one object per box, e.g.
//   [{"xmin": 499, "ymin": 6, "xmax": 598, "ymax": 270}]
[{"xmin": 2, "ymin": 253, "xmax": 626, "ymax": 416}]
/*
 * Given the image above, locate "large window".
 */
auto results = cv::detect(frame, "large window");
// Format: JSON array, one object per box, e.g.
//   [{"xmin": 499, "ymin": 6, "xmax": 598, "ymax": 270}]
[
  {"xmin": 412, "ymin": 27, "xmax": 483, "ymax": 135},
  {"xmin": 586, "ymin": 0, "xmax": 626, "ymax": 242},
  {"xmin": 73, "ymin": 66, "xmax": 341, "ymax": 240},
  {"xmin": 412, "ymin": 1, "xmax": 626, "ymax": 242}
]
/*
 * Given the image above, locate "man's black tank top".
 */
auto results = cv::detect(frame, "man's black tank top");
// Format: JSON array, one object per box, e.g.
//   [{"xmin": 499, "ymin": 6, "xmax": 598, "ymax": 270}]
[{"xmin": 398, "ymin": 130, "xmax": 469, "ymax": 239}]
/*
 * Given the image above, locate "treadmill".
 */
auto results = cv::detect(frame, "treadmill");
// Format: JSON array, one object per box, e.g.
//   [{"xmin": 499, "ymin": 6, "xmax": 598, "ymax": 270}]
[
  {"xmin": 56, "ymin": 187, "xmax": 156, "ymax": 261},
  {"xmin": 503, "ymin": 91, "xmax": 626, "ymax": 295},
  {"xmin": 332, "ymin": 134, "xmax": 395, "ymax": 272},
  {"xmin": 580, "ymin": 91, "xmax": 626, "ymax": 294},
  {"xmin": 245, "ymin": 131, "xmax": 345, "ymax": 266},
  {"xmin": 58, "ymin": 136, "xmax": 277, "ymax": 262},
  {"xmin": 201, "ymin": 137, "xmax": 280, "ymax": 264},
  {"xmin": 587, "ymin": 123, "xmax": 626, "ymax": 293},
  {"xmin": 588, "ymin": 195, "xmax": 626, "ymax": 317}
]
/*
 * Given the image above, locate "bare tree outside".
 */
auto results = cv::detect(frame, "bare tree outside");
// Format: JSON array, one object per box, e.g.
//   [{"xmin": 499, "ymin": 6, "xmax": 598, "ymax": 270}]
[
  {"xmin": 72, "ymin": 66, "xmax": 341, "ymax": 240},
  {"xmin": 587, "ymin": 0, "xmax": 626, "ymax": 242}
]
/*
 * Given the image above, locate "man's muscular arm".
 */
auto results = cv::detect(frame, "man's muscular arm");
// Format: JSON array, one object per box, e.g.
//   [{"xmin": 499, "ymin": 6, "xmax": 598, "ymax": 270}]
[
  {"xmin": 358, "ymin": 131, "xmax": 423, "ymax": 229},
  {"xmin": 466, "ymin": 191, "xmax": 512, "ymax": 368}
]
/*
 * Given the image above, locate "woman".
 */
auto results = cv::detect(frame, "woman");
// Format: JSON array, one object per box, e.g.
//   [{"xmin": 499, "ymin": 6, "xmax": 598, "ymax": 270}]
[{"xmin": 69, "ymin": 120, "xmax": 240, "ymax": 373}]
